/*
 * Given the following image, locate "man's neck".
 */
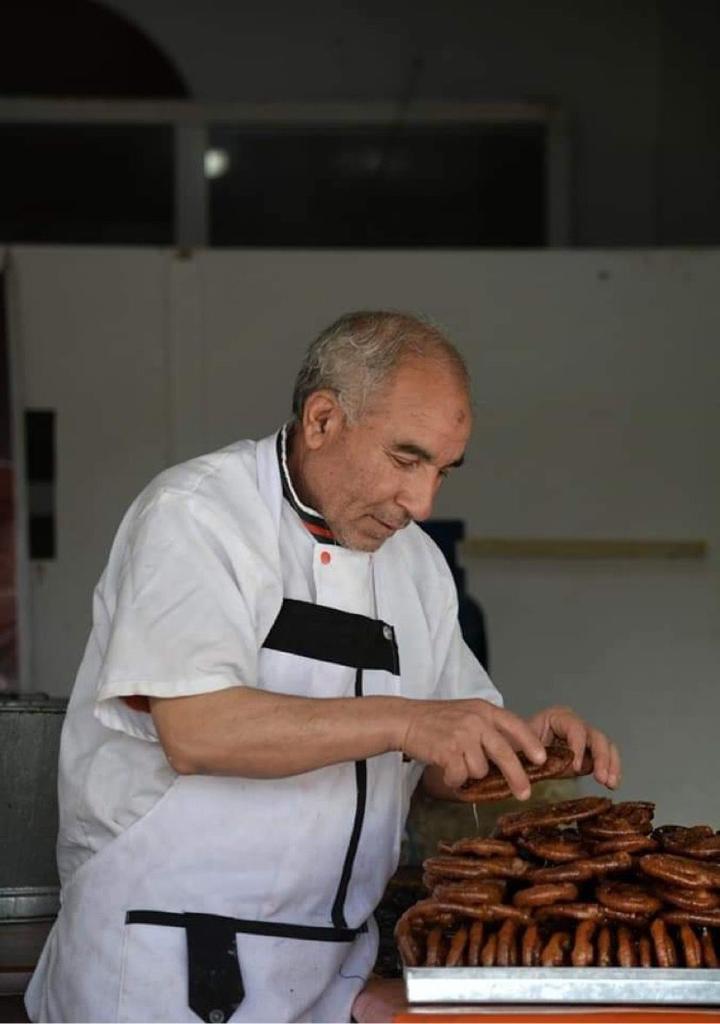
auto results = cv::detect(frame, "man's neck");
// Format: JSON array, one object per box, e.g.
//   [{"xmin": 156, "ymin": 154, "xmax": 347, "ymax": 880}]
[
  {"xmin": 281, "ymin": 423, "xmax": 338, "ymax": 546},
  {"xmin": 285, "ymin": 422, "xmax": 320, "ymax": 515}
]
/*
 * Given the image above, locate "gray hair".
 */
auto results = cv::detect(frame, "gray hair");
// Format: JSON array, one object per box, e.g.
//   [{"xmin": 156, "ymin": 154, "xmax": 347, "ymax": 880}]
[{"xmin": 291, "ymin": 310, "xmax": 469, "ymax": 422}]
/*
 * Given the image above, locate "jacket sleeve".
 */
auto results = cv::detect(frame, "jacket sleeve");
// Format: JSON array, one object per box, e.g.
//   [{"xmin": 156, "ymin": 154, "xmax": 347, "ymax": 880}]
[{"xmin": 94, "ymin": 488, "xmax": 282, "ymax": 742}]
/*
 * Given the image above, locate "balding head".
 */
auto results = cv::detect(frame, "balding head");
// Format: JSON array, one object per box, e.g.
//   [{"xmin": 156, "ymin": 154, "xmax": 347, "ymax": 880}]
[{"xmin": 292, "ymin": 310, "xmax": 470, "ymax": 423}]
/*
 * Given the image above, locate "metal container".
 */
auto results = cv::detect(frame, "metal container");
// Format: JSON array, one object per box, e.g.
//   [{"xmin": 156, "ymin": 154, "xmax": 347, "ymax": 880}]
[
  {"xmin": 0, "ymin": 694, "xmax": 66, "ymax": 918},
  {"xmin": 405, "ymin": 967, "xmax": 720, "ymax": 1007}
]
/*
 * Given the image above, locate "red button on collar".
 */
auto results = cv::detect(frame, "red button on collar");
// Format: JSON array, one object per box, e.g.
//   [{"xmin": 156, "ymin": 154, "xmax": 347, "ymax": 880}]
[{"xmin": 320, "ymin": 550, "xmax": 331, "ymax": 565}]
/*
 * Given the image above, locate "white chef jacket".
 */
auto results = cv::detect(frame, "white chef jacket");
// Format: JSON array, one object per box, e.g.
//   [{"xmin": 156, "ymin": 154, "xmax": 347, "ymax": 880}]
[
  {"xmin": 54, "ymin": 435, "xmax": 379, "ymax": 885},
  {"xmin": 27, "ymin": 426, "xmax": 501, "ymax": 1024}
]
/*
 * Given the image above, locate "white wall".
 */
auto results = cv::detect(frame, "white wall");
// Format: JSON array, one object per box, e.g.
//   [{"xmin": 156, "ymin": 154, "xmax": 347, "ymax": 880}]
[
  {"xmin": 7, "ymin": 245, "xmax": 720, "ymax": 826},
  {"xmin": 7, "ymin": 248, "xmax": 172, "ymax": 699}
]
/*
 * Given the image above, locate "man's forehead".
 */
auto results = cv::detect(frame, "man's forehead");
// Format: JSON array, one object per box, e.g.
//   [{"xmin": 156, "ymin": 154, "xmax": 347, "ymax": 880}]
[
  {"xmin": 367, "ymin": 370, "xmax": 470, "ymax": 419},
  {"xmin": 355, "ymin": 355, "xmax": 471, "ymax": 442}
]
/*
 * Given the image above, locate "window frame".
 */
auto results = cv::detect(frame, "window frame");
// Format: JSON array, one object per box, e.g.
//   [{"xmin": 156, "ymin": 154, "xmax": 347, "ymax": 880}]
[{"xmin": 0, "ymin": 98, "xmax": 571, "ymax": 248}]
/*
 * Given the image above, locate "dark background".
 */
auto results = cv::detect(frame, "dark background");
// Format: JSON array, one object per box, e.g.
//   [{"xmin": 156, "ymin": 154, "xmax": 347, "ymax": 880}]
[{"xmin": 1, "ymin": 0, "xmax": 719, "ymax": 247}]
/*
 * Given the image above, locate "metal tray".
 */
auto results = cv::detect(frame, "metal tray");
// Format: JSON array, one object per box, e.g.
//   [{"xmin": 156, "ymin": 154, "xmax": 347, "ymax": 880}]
[{"xmin": 405, "ymin": 967, "xmax": 720, "ymax": 1006}]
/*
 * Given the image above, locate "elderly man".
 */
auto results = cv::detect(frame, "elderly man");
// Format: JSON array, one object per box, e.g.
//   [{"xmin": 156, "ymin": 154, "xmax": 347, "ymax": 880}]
[{"xmin": 26, "ymin": 311, "xmax": 619, "ymax": 1024}]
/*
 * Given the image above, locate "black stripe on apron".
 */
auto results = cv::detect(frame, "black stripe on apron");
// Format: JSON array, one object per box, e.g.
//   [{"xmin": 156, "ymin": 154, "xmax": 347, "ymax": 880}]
[
  {"xmin": 331, "ymin": 667, "xmax": 367, "ymax": 930},
  {"xmin": 262, "ymin": 597, "xmax": 400, "ymax": 674},
  {"xmin": 125, "ymin": 910, "xmax": 367, "ymax": 1023},
  {"xmin": 262, "ymin": 599, "xmax": 400, "ymax": 932}
]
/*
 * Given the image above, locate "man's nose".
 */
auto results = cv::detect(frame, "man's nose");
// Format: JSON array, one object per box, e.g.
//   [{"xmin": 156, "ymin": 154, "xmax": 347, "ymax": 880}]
[{"xmin": 397, "ymin": 471, "xmax": 440, "ymax": 523}]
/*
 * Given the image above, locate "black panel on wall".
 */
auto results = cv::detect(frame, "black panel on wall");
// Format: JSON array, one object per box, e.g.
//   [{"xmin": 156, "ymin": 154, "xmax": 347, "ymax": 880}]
[{"xmin": 25, "ymin": 410, "xmax": 55, "ymax": 560}]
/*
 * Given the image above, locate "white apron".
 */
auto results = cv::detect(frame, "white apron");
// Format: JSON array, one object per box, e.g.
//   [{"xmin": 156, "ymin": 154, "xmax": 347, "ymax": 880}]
[{"xmin": 25, "ymin": 433, "xmax": 449, "ymax": 1024}]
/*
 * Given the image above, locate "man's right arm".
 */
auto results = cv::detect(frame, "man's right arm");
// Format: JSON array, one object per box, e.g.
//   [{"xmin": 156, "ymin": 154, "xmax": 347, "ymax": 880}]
[{"xmin": 149, "ymin": 686, "xmax": 549, "ymax": 799}]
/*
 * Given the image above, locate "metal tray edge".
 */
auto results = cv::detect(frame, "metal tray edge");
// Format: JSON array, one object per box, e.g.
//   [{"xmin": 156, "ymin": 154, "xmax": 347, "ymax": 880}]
[{"xmin": 405, "ymin": 967, "xmax": 720, "ymax": 1006}]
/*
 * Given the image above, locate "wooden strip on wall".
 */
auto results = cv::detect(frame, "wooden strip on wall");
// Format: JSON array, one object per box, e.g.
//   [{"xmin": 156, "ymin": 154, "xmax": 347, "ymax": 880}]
[{"xmin": 461, "ymin": 538, "xmax": 707, "ymax": 560}]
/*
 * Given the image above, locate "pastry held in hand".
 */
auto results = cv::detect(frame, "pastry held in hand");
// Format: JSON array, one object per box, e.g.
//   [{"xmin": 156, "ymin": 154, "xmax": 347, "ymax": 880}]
[{"xmin": 453, "ymin": 742, "xmax": 589, "ymax": 803}]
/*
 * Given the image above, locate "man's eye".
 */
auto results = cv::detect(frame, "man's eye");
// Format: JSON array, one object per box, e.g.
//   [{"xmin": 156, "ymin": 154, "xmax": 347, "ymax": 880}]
[{"xmin": 392, "ymin": 455, "xmax": 417, "ymax": 470}]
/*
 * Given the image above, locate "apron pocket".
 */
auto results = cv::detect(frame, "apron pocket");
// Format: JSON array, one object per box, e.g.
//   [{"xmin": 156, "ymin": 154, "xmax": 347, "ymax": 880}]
[
  {"xmin": 123, "ymin": 912, "xmax": 244, "ymax": 1023},
  {"xmin": 185, "ymin": 913, "xmax": 245, "ymax": 1024},
  {"xmin": 122, "ymin": 909, "xmax": 367, "ymax": 1022}
]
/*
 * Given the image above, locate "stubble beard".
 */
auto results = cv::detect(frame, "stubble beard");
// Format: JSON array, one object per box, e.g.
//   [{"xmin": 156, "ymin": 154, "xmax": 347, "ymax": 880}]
[{"xmin": 330, "ymin": 512, "xmax": 409, "ymax": 553}]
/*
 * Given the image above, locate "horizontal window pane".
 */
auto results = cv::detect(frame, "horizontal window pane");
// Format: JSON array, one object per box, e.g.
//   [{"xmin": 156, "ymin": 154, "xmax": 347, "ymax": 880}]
[
  {"xmin": 0, "ymin": 124, "xmax": 173, "ymax": 244},
  {"xmin": 209, "ymin": 124, "xmax": 545, "ymax": 247}
]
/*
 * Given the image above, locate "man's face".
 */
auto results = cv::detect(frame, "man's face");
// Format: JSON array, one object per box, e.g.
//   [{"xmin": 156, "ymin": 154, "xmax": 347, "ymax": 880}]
[{"xmin": 298, "ymin": 356, "xmax": 472, "ymax": 552}]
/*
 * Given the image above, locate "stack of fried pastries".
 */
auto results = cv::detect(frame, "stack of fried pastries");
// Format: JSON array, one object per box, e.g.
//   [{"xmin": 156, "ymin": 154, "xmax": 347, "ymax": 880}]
[{"xmin": 395, "ymin": 795, "xmax": 720, "ymax": 969}]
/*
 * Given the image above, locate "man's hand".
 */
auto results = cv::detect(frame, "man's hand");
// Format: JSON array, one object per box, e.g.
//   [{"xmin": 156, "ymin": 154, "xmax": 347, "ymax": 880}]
[
  {"xmin": 527, "ymin": 705, "xmax": 621, "ymax": 789},
  {"xmin": 402, "ymin": 699, "xmax": 548, "ymax": 801}
]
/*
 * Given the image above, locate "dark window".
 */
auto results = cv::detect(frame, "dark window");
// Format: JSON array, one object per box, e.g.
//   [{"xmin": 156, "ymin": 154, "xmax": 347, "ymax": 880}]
[
  {"xmin": 0, "ymin": 124, "xmax": 174, "ymax": 245},
  {"xmin": 209, "ymin": 123, "xmax": 545, "ymax": 247}
]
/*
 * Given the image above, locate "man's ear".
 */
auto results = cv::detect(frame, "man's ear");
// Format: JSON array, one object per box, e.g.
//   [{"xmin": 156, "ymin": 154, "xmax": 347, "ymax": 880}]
[{"xmin": 300, "ymin": 390, "xmax": 345, "ymax": 450}]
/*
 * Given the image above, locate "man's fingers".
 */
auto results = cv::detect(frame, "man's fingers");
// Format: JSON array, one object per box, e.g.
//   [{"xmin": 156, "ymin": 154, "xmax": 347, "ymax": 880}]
[
  {"xmin": 587, "ymin": 730, "xmax": 621, "ymax": 789},
  {"xmin": 526, "ymin": 707, "xmax": 558, "ymax": 747},
  {"xmin": 410, "ymin": 700, "xmax": 621, "ymax": 798},
  {"xmin": 482, "ymin": 732, "xmax": 532, "ymax": 801},
  {"xmin": 534, "ymin": 706, "xmax": 589, "ymax": 771},
  {"xmin": 442, "ymin": 754, "xmax": 471, "ymax": 790},
  {"xmin": 588, "ymin": 728, "xmax": 613, "ymax": 787},
  {"xmin": 607, "ymin": 741, "xmax": 622, "ymax": 788},
  {"xmin": 563, "ymin": 717, "xmax": 590, "ymax": 773},
  {"xmin": 493, "ymin": 708, "xmax": 547, "ymax": 766},
  {"xmin": 463, "ymin": 747, "xmax": 490, "ymax": 784}
]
